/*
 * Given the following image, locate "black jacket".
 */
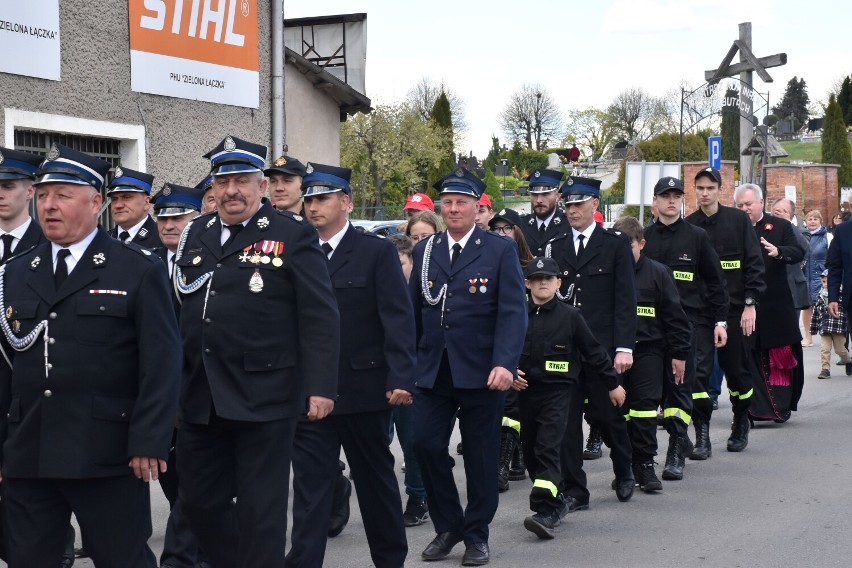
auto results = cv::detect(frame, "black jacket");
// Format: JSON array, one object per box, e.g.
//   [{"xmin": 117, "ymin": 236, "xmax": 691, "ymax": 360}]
[
  {"xmin": 176, "ymin": 202, "xmax": 340, "ymax": 424},
  {"xmin": 520, "ymin": 209, "xmax": 571, "ymax": 257},
  {"xmin": 685, "ymin": 205, "xmax": 765, "ymax": 307},
  {"xmin": 519, "ymin": 297, "xmax": 618, "ymax": 389},
  {"xmin": 643, "ymin": 218, "xmax": 729, "ymax": 323},
  {"xmin": 109, "ymin": 215, "xmax": 163, "ymax": 249},
  {"xmin": 634, "ymin": 255, "xmax": 692, "ymax": 360}
]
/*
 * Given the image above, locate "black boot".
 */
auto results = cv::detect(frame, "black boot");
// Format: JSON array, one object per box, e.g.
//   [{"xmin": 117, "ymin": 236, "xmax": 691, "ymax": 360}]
[
  {"xmin": 508, "ymin": 442, "xmax": 526, "ymax": 481},
  {"xmin": 727, "ymin": 412, "xmax": 751, "ymax": 452},
  {"xmin": 328, "ymin": 461, "xmax": 352, "ymax": 538},
  {"xmin": 661, "ymin": 435, "xmax": 692, "ymax": 480},
  {"xmin": 583, "ymin": 427, "xmax": 602, "ymax": 460},
  {"xmin": 635, "ymin": 462, "xmax": 662, "ymax": 492},
  {"xmin": 498, "ymin": 427, "xmax": 518, "ymax": 492},
  {"xmin": 690, "ymin": 420, "xmax": 712, "ymax": 460},
  {"xmin": 523, "ymin": 509, "xmax": 561, "ymax": 539}
]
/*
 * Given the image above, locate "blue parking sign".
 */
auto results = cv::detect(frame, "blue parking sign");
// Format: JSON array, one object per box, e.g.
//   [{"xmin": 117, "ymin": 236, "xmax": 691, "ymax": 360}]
[{"xmin": 708, "ymin": 136, "xmax": 721, "ymax": 170}]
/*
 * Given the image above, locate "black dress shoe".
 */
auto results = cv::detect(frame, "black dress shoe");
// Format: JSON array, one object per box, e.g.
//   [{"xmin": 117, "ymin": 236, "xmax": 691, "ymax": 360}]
[
  {"xmin": 422, "ymin": 531, "xmax": 464, "ymax": 561},
  {"xmin": 461, "ymin": 542, "xmax": 490, "ymax": 566},
  {"xmin": 615, "ymin": 477, "xmax": 635, "ymax": 502}
]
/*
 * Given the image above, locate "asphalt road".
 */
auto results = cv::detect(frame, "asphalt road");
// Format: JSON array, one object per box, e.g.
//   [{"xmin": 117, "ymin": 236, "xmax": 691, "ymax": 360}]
[{"xmin": 24, "ymin": 341, "xmax": 852, "ymax": 568}]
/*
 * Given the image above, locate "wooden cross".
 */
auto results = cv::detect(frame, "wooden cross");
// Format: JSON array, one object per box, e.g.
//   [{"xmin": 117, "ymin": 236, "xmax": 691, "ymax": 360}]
[{"xmin": 702, "ymin": 22, "xmax": 787, "ymax": 184}]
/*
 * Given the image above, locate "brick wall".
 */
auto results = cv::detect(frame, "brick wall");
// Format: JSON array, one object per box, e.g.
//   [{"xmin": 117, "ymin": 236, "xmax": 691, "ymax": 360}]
[
  {"xmin": 682, "ymin": 161, "xmax": 738, "ymax": 216},
  {"xmin": 764, "ymin": 164, "xmax": 840, "ymax": 223}
]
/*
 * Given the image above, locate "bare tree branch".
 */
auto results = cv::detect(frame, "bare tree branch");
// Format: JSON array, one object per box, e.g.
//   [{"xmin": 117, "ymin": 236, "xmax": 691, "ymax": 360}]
[{"xmin": 500, "ymin": 84, "xmax": 562, "ymax": 151}]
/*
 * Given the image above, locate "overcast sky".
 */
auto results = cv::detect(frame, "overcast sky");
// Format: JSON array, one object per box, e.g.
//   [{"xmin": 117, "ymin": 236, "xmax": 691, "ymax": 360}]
[{"xmin": 287, "ymin": 0, "xmax": 852, "ymax": 157}]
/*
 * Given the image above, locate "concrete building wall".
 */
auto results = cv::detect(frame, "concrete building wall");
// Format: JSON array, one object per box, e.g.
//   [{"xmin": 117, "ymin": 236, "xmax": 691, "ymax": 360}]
[{"xmin": 1, "ymin": 0, "xmax": 342, "ymax": 185}]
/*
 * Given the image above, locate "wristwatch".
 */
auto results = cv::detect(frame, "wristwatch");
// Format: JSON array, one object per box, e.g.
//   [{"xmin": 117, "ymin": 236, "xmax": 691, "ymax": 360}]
[
  {"xmin": 744, "ymin": 297, "xmax": 756, "ymax": 306},
  {"xmin": 715, "ymin": 321, "xmax": 728, "ymax": 329}
]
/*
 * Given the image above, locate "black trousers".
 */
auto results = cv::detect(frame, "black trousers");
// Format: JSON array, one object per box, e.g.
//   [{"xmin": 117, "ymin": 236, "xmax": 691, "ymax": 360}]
[
  {"xmin": 413, "ymin": 353, "xmax": 505, "ymax": 545},
  {"xmin": 519, "ymin": 384, "xmax": 571, "ymax": 514},
  {"xmin": 3, "ymin": 475, "xmax": 155, "ymax": 568},
  {"xmin": 287, "ymin": 410, "xmax": 408, "ymax": 568},
  {"xmin": 717, "ymin": 307, "xmax": 758, "ymax": 415},
  {"xmin": 624, "ymin": 346, "xmax": 665, "ymax": 463},
  {"xmin": 687, "ymin": 319, "xmax": 715, "ymax": 424},
  {"xmin": 178, "ymin": 413, "xmax": 296, "ymax": 568},
  {"xmin": 159, "ymin": 429, "xmax": 205, "ymax": 568}
]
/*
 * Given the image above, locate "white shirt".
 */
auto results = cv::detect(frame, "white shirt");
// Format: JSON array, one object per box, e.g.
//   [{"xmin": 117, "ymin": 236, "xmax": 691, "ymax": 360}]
[
  {"xmin": 536, "ymin": 211, "xmax": 556, "ymax": 231},
  {"xmin": 218, "ymin": 204, "xmax": 262, "ymax": 246},
  {"xmin": 119, "ymin": 216, "xmax": 150, "ymax": 241},
  {"xmin": 447, "ymin": 225, "xmax": 476, "ymax": 259},
  {"xmin": 52, "ymin": 227, "xmax": 98, "ymax": 275},
  {"xmin": 571, "ymin": 222, "xmax": 596, "ymax": 255},
  {"xmin": 320, "ymin": 222, "xmax": 350, "ymax": 259},
  {"xmin": 1, "ymin": 217, "xmax": 32, "ymax": 257}
]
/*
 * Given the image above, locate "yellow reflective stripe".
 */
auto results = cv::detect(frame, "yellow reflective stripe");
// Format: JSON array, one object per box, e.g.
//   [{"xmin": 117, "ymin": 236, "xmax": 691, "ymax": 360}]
[
  {"xmin": 502, "ymin": 417, "xmax": 521, "ymax": 433},
  {"xmin": 673, "ymin": 271, "xmax": 694, "ymax": 282},
  {"xmin": 532, "ymin": 478, "xmax": 558, "ymax": 497},
  {"xmin": 663, "ymin": 407, "xmax": 692, "ymax": 425},
  {"xmin": 628, "ymin": 409, "xmax": 658, "ymax": 419},
  {"xmin": 637, "ymin": 306, "xmax": 656, "ymax": 317},
  {"xmin": 583, "ymin": 398, "xmax": 589, "ymax": 404},
  {"xmin": 545, "ymin": 360, "xmax": 569, "ymax": 373},
  {"xmin": 728, "ymin": 388, "xmax": 753, "ymax": 400},
  {"xmin": 721, "ymin": 260, "xmax": 741, "ymax": 270},
  {"xmin": 692, "ymin": 392, "xmax": 710, "ymax": 399}
]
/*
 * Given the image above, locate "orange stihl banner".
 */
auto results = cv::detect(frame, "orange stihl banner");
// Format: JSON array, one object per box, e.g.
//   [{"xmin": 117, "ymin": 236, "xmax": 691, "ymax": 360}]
[{"xmin": 128, "ymin": 0, "xmax": 259, "ymax": 108}]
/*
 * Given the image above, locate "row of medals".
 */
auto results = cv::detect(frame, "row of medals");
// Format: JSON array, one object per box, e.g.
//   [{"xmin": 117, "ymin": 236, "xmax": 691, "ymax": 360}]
[{"xmin": 239, "ymin": 246, "xmax": 283, "ymax": 293}]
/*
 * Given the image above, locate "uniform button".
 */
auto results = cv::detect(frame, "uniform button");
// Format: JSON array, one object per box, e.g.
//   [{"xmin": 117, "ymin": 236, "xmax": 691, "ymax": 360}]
[
  {"xmin": 99, "ymin": 306, "xmax": 106, "ymax": 312},
  {"xmin": 444, "ymin": 324, "xmax": 450, "ymax": 329},
  {"xmin": 49, "ymin": 312, "xmax": 57, "ymax": 320},
  {"xmin": 120, "ymin": 412, "xmax": 128, "ymax": 418},
  {"xmin": 47, "ymin": 363, "xmax": 53, "ymax": 370},
  {"xmin": 575, "ymin": 274, "xmax": 581, "ymax": 279},
  {"xmin": 563, "ymin": 271, "xmax": 569, "ymax": 276},
  {"xmin": 448, "ymin": 277, "xmax": 453, "ymax": 282},
  {"xmin": 210, "ymin": 291, "xmax": 217, "ymax": 296},
  {"xmin": 204, "ymin": 348, "xmax": 211, "ymax": 353},
  {"xmin": 445, "ymin": 308, "xmax": 451, "ymax": 313},
  {"xmin": 204, "ymin": 318, "xmax": 211, "ymax": 324},
  {"xmin": 43, "ymin": 390, "xmax": 52, "ymax": 397},
  {"xmin": 577, "ymin": 302, "xmax": 582, "ymax": 307},
  {"xmin": 5, "ymin": 413, "xmax": 9, "ymax": 418},
  {"xmin": 48, "ymin": 338, "xmax": 55, "ymax": 345},
  {"xmin": 576, "ymin": 288, "xmax": 582, "ymax": 292},
  {"xmin": 448, "ymin": 292, "xmax": 453, "ymax": 297},
  {"xmin": 216, "ymin": 263, "xmax": 223, "ymax": 268}
]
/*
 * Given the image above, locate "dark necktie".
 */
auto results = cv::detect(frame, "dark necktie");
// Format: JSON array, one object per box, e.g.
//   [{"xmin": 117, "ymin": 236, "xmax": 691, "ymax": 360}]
[
  {"xmin": 54, "ymin": 249, "xmax": 71, "ymax": 289},
  {"xmin": 118, "ymin": 230, "xmax": 131, "ymax": 242},
  {"xmin": 0, "ymin": 234, "xmax": 15, "ymax": 263},
  {"xmin": 451, "ymin": 243, "xmax": 462, "ymax": 267},
  {"xmin": 222, "ymin": 223, "xmax": 243, "ymax": 251},
  {"xmin": 539, "ymin": 222, "xmax": 547, "ymax": 237},
  {"xmin": 576, "ymin": 234, "xmax": 586, "ymax": 259},
  {"xmin": 321, "ymin": 242, "xmax": 333, "ymax": 259}
]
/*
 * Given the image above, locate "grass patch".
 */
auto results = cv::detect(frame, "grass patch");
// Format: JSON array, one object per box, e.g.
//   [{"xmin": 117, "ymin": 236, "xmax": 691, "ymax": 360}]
[{"xmin": 779, "ymin": 139, "xmax": 852, "ymax": 163}]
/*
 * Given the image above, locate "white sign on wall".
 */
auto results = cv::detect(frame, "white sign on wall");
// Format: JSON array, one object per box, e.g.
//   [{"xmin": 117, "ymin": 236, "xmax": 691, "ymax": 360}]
[
  {"xmin": 784, "ymin": 185, "xmax": 797, "ymax": 202},
  {"xmin": 624, "ymin": 161, "xmax": 682, "ymax": 205},
  {"xmin": 0, "ymin": 0, "xmax": 61, "ymax": 81},
  {"xmin": 128, "ymin": 0, "xmax": 260, "ymax": 108}
]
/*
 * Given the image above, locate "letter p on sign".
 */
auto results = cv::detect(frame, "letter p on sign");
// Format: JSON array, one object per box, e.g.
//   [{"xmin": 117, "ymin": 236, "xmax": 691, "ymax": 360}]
[{"xmin": 709, "ymin": 136, "xmax": 721, "ymax": 170}]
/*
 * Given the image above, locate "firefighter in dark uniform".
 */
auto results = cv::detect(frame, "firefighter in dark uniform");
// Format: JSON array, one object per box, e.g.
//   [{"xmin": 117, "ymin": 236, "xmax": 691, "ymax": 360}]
[
  {"xmin": 174, "ymin": 135, "xmax": 340, "ymax": 568},
  {"xmin": 685, "ymin": 167, "xmax": 765, "ymax": 456},
  {"xmin": 106, "ymin": 167, "xmax": 162, "ymax": 249},
  {"xmin": 0, "ymin": 143, "xmax": 181, "ymax": 568},
  {"xmin": 613, "ymin": 217, "xmax": 692, "ymax": 492},
  {"xmin": 265, "ymin": 153, "xmax": 307, "ymax": 216},
  {"xmin": 0, "ymin": 147, "xmax": 47, "ymax": 261},
  {"xmin": 287, "ymin": 163, "xmax": 413, "ymax": 568},
  {"xmin": 642, "ymin": 177, "xmax": 729, "ymax": 481},
  {"xmin": 514, "ymin": 257, "xmax": 624, "ymax": 539},
  {"xmin": 519, "ymin": 169, "xmax": 570, "ymax": 257},
  {"xmin": 549, "ymin": 175, "xmax": 637, "ymax": 510},
  {"xmin": 411, "ymin": 168, "xmax": 526, "ymax": 566},
  {"xmin": 196, "ymin": 174, "xmax": 217, "ymax": 214}
]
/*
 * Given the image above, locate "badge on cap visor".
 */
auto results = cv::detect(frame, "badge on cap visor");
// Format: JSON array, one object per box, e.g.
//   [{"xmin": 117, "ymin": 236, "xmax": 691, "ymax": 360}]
[
  {"xmin": 536, "ymin": 259, "xmax": 544, "ymax": 268},
  {"xmin": 305, "ymin": 163, "xmax": 314, "ymax": 174},
  {"xmin": 534, "ymin": 171, "xmax": 541, "ymax": 178},
  {"xmin": 0, "ymin": 151, "xmax": 4, "ymax": 166},
  {"xmin": 668, "ymin": 178, "xmax": 676, "ymax": 187},
  {"xmin": 455, "ymin": 169, "xmax": 464, "ymax": 177},
  {"xmin": 224, "ymin": 136, "xmax": 236, "ymax": 151},
  {"xmin": 274, "ymin": 156, "xmax": 287, "ymax": 167},
  {"xmin": 162, "ymin": 185, "xmax": 172, "ymax": 196},
  {"xmin": 46, "ymin": 144, "xmax": 60, "ymax": 161},
  {"xmin": 565, "ymin": 178, "xmax": 574, "ymax": 186},
  {"xmin": 114, "ymin": 166, "xmax": 124, "ymax": 179}
]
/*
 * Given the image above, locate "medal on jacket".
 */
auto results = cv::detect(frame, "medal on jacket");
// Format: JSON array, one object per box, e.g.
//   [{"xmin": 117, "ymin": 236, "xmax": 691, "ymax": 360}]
[
  {"xmin": 479, "ymin": 277, "xmax": 488, "ymax": 293},
  {"xmin": 249, "ymin": 269, "xmax": 264, "ymax": 293},
  {"xmin": 469, "ymin": 278, "xmax": 477, "ymax": 294}
]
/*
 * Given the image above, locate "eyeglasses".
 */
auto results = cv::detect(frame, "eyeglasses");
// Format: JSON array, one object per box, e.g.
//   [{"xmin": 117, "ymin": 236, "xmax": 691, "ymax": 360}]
[
  {"xmin": 410, "ymin": 233, "xmax": 434, "ymax": 243},
  {"xmin": 492, "ymin": 225, "xmax": 514, "ymax": 235}
]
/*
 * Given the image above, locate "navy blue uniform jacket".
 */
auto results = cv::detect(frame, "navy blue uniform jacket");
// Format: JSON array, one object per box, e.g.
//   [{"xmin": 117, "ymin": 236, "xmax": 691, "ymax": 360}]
[
  {"xmin": 327, "ymin": 224, "xmax": 415, "ymax": 414},
  {"xmin": 410, "ymin": 227, "xmax": 527, "ymax": 389}
]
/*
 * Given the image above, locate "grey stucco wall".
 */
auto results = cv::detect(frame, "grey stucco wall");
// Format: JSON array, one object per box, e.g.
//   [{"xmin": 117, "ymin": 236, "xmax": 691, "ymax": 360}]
[{"xmin": 1, "ymin": 0, "xmax": 342, "ymax": 185}]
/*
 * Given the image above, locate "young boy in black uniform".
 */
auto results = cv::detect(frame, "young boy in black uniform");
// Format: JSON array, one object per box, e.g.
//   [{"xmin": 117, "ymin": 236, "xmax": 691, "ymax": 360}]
[
  {"xmin": 613, "ymin": 217, "xmax": 692, "ymax": 492},
  {"xmin": 513, "ymin": 257, "xmax": 625, "ymax": 539}
]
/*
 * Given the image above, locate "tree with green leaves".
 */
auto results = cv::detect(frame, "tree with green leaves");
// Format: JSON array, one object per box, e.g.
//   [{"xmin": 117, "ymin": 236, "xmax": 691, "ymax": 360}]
[
  {"xmin": 772, "ymin": 76, "xmax": 810, "ymax": 126},
  {"xmin": 822, "ymin": 94, "xmax": 852, "ymax": 186},
  {"xmin": 564, "ymin": 108, "xmax": 616, "ymax": 161},
  {"xmin": 426, "ymin": 91, "xmax": 457, "ymax": 194},
  {"xmin": 720, "ymin": 88, "xmax": 741, "ymax": 161},
  {"xmin": 637, "ymin": 132, "xmax": 706, "ymax": 162},
  {"xmin": 481, "ymin": 136, "xmax": 503, "ymax": 174},
  {"xmin": 341, "ymin": 103, "xmax": 452, "ymax": 219},
  {"xmin": 838, "ymin": 76, "xmax": 852, "ymax": 127}
]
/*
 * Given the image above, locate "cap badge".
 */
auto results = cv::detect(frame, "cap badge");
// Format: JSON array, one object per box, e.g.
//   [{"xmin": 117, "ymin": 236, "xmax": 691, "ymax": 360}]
[
  {"xmin": 668, "ymin": 178, "xmax": 676, "ymax": 187},
  {"xmin": 553, "ymin": 217, "xmax": 561, "ymax": 225},
  {"xmin": 566, "ymin": 178, "xmax": 574, "ymax": 186},
  {"xmin": 162, "ymin": 185, "xmax": 172, "ymax": 196},
  {"xmin": 534, "ymin": 171, "xmax": 541, "ymax": 178},
  {"xmin": 114, "ymin": 166, "xmax": 124, "ymax": 179},
  {"xmin": 536, "ymin": 259, "xmax": 544, "ymax": 269},
  {"xmin": 455, "ymin": 169, "xmax": 465, "ymax": 177},
  {"xmin": 705, "ymin": 167, "xmax": 712, "ymax": 172},
  {"xmin": 412, "ymin": 195, "xmax": 422, "ymax": 202},
  {"xmin": 274, "ymin": 156, "xmax": 287, "ymax": 167},
  {"xmin": 92, "ymin": 252, "xmax": 105, "ymax": 265},
  {"xmin": 46, "ymin": 144, "xmax": 60, "ymax": 161},
  {"xmin": 499, "ymin": 209, "xmax": 506, "ymax": 215},
  {"xmin": 257, "ymin": 217, "xmax": 270, "ymax": 229},
  {"xmin": 305, "ymin": 163, "xmax": 314, "ymax": 174},
  {"xmin": 0, "ymin": 151, "xmax": 4, "ymax": 165},
  {"xmin": 224, "ymin": 136, "xmax": 237, "ymax": 151},
  {"xmin": 30, "ymin": 256, "xmax": 41, "ymax": 270}
]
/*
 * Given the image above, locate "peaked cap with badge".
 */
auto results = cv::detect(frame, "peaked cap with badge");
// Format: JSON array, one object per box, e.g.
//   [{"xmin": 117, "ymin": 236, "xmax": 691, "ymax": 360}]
[
  {"xmin": 301, "ymin": 163, "xmax": 352, "ymax": 197},
  {"xmin": 264, "ymin": 154, "xmax": 307, "ymax": 178},
  {"xmin": 0, "ymin": 147, "xmax": 43, "ymax": 180},
  {"xmin": 524, "ymin": 256, "xmax": 560, "ymax": 278},
  {"xmin": 525, "ymin": 169, "xmax": 563, "ymax": 194},
  {"xmin": 560, "ymin": 175, "xmax": 602, "ymax": 203},
  {"xmin": 33, "ymin": 143, "xmax": 112, "ymax": 191},
  {"xmin": 107, "ymin": 166, "xmax": 155, "ymax": 195},
  {"xmin": 694, "ymin": 167, "xmax": 722, "ymax": 185},
  {"xmin": 432, "ymin": 168, "xmax": 485, "ymax": 199},
  {"xmin": 488, "ymin": 207, "xmax": 522, "ymax": 230},
  {"xmin": 653, "ymin": 176, "xmax": 684, "ymax": 195},
  {"xmin": 154, "ymin": 183, "xmax": 204, "ymax": 217},
  {"xmin": 204, "ymin": 135, "xmax": 268, "ymax": 176}
]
